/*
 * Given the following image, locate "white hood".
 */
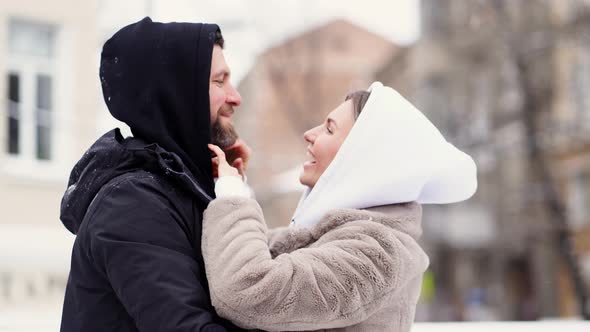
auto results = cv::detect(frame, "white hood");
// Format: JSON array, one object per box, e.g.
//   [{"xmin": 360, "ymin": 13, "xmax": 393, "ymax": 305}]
[{"xmin": 291, "ymin": 82, "xmax": 477, "ymax": 228}]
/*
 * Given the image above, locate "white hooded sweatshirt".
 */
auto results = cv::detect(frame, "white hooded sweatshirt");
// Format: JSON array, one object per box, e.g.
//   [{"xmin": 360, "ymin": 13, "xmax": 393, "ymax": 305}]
[{"xmin": 290, "ymin": 82, "xmax": 478, "ymax": 228}]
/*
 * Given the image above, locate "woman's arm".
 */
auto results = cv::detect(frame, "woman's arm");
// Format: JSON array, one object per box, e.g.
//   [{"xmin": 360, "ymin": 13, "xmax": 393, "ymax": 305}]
[
  {"xmin": 202, "ymin": 196, "xmax": 428, "ymax": 331},
  {"xmin": 267, "ymin": 226, "xmax": 315, "ymax": 258}
]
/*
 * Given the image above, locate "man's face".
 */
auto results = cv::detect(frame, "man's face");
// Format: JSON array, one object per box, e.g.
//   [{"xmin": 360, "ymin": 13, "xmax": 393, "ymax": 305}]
[{"xmin": 209, "ymin": 45, "xmax": 242, "ymax": 149}]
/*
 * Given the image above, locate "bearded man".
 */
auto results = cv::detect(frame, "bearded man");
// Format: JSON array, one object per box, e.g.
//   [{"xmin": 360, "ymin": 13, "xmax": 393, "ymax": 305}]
[{"xmin": 59, "ymin": 17, "xmax": 249, "ymax": 332}]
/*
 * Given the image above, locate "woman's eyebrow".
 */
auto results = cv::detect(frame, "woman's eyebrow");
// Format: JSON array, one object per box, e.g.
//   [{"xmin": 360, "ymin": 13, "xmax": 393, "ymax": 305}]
[{"xmin": 327, "ymin": 118, "xmax": 339, "ymax": 128}]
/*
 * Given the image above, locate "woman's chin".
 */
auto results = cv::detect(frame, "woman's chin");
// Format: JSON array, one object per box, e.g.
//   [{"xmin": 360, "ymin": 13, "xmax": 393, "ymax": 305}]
[
  {"xmin": 299, "ymin": 174, "xmax": 315, "ymax": 188},
  {"xmin": 299, "ymin": 176, "xmax": 307, "ymax": 187}
]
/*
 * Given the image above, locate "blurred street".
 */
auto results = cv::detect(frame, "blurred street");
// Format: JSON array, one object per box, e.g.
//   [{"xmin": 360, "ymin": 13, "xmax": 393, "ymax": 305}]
[
  {"xmin": 1, "ymin": 0, "xmax": 590, "ymax": 327},
  {"xmin": 0, "ymin": 312, "xmax": 588, "ymax": 332}
]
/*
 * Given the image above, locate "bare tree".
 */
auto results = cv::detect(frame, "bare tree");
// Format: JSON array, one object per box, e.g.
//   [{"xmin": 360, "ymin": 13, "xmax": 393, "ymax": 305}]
[{"xmin": 489, "ymin": 0, "xmax": 590, "ymax": 319}]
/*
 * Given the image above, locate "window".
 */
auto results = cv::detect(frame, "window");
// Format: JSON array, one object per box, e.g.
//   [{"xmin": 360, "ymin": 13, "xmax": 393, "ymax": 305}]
[
  {"xmin": 36, "ymin": 75, "xmax": 52, "ymax": 160},
  {"xmin": 422, "ymin": 0, "xmax": 451, "ymax": 36},
  {"xmin": 568, "ymin": 171, "xmax": 589, "ymax": 228},
  {"xmin": 415, "ymin": 76, "xmax": 452, "ymax": 136},
  {"xmin": 5, "ymin": 19, "xmax": 56, "ymax": 162},
  {"xmin": 573, "ymin": 45, "xmax": 590, "ymax": 123},
  {"xmin": 475, "ymin": 73, "xmax": 491, "ymax": 137},
  {"xmin": 7, "ymin": 73, "xmax": 19, "ymax": 154}
]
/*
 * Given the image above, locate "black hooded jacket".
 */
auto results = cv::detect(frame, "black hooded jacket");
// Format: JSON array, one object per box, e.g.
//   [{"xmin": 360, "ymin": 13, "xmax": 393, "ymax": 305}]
[{"xmin": 60, "ymin": 18, "xmax": 244, "ymax": 332}]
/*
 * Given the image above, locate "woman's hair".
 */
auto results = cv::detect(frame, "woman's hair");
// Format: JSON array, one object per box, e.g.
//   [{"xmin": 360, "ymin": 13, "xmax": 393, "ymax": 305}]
[{"xmin": 345, "ymin": 90, "xmax": 371, "ymax": 120}]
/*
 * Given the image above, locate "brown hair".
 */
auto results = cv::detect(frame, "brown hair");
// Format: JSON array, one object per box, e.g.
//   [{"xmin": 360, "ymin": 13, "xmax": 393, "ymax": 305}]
[
  {"xmin": 345, "ymin": 90, "xmax": 371, "ymax": 120},
  {"xmin": 214, "ymin": 29, "xmax": 224, "ymax": 48}
]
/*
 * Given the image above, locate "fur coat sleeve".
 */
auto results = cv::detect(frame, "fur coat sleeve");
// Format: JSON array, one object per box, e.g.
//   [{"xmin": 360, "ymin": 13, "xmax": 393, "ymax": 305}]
[{"xmin": 202, "ymin": 197, "xmax": 428, "ymax": 331}]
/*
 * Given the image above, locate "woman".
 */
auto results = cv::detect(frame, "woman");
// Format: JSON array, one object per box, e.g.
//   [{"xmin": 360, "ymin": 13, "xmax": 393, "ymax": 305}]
[{"xmin": 203, "ymin": 82, "xmax": 477, "ymax": 331}]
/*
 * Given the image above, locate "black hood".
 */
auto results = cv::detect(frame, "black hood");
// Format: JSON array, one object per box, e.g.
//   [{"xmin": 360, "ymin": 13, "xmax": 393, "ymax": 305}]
[
  {"xmin": 100, "ymin": 17, "xmax": 219, "ymax": 197},
  {"xmin": 60, "ymin": 129, "xmax": 213, "ymax": 234}
]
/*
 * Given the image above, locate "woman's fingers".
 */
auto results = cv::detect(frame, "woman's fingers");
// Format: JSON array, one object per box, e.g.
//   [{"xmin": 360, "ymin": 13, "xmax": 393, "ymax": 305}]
[
  {"xmin": 211, "ymin": 156, "xmax": 220, "ymax": 177},
  {"xmin": 225, "ymin": 139, "xmax": 251, "ymax": 170},
  {"xmin": 232, "ymin": 158, "xmax": 245, "ymax": 178},
  {"xmin": 209, "ymin": 144, "xmax": 241, "ymax": 179},
  {"xmin": 208, "ymin": 144, "xmax": 227, "ymax": 162}
]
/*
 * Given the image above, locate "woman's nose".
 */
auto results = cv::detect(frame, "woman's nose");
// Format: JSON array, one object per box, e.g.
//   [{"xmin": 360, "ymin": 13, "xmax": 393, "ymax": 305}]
[
  {"xmin": 304, "ymin": 126, "xmax": 318, "ymax": 143},
  {"xmin": 304, "ymin": 129, "xmax": 314, "ymax": 143}
]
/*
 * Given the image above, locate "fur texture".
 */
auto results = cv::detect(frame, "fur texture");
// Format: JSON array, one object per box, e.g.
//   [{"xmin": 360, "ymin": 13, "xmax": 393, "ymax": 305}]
[{"xmin": 202, "ymin": 198, "xmax": 429, "ymax": 331}]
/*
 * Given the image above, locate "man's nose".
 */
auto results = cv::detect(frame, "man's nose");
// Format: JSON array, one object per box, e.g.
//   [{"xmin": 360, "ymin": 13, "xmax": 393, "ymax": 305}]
[{"xmin": 226, "ymin": 84, "xmax": 242, "ymax": 106}]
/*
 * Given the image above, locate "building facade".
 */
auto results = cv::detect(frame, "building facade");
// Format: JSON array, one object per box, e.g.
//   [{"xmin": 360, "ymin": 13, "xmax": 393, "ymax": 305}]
[
  {"xmin": 377, "ymin": 0, "xmax": 590, "ymax": 320},
  {"xmin": 0, "ymin": 0, "xmax": 100, "ymax": 314},
  {"xmin": 236, "ymin": 19, "xmax": 400, "ymax": 227}
]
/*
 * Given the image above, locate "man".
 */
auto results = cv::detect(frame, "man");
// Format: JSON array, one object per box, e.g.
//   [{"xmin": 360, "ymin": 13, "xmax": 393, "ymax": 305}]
[{"xmin": 60, "ymin": 17, "xmax": 248, "ymax": 331}]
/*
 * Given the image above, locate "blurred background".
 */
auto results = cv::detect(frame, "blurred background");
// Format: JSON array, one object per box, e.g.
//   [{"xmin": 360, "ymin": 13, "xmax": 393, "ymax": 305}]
[{"xmin": 1, "ymin": 0, "xmax": 590, "ymax": 328}]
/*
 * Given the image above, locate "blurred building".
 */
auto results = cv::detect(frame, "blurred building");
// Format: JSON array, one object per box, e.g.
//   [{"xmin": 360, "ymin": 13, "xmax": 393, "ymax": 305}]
[
  {"xmin": 377, "ymin": 0, "xmax": 590, "ymax": 321},
  {"xmin": 236, "ymin": 19, "xmax": 401, "ymax": 227},
  {"xmin": 549, "ymin": 0, "xmax": 590, "ymax": 318},
  {"xmin": 0, "ymin": 0, "xmax": 100, "ymax": 313}
]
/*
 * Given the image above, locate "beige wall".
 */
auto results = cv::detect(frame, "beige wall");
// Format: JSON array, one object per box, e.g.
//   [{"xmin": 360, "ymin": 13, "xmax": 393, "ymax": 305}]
[
  {"xmin": 0, "ymin": 0, "xmax": 99, "ymax": 225},
  {"xmin": 0, "ymin": 0, "xmax": 99, "ymax": 311}
]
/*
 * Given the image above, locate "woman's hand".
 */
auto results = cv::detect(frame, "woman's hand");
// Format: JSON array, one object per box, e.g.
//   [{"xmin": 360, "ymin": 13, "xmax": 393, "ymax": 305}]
[
  {"xmin": 209, "ymin": 144, "xmax": 243, "ymax": 179},
  {"xmin": 224, "ymin": 139, "xmax": 251, "ymax": 173}
]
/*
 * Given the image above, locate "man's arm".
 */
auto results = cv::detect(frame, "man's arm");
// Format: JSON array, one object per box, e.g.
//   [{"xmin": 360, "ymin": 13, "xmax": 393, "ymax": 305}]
[{"xmin": 87, "ymin": 176, "xmax": 229, "ymax": 332}]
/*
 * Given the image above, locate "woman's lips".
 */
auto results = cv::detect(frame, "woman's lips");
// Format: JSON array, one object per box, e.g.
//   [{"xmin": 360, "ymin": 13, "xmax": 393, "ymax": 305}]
[
  {"xmin": 304, "ymin": 148, "xmax": 316, "ymax": 168},
  {"xmin": 303, "ymin": 160, "xmax": 316, "ymax": 168}
]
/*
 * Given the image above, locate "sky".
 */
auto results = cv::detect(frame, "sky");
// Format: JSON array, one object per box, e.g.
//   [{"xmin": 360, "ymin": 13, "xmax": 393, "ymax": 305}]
[
  {"xmin": 99, "ymin": 0, "xmax": 421, "ymax": 83},
  {"xmin": 96, "ymin": 0, "xmax": 421, "ymax": 133}
]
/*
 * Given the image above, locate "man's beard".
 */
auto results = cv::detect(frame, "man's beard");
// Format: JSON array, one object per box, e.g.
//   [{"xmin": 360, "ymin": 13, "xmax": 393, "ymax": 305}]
[{"xmin": 211, "ymin": 114, "xmax": 238, "ymax": 149}]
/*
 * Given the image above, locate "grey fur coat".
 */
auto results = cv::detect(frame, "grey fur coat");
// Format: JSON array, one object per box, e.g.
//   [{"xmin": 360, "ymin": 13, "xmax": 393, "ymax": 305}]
[{"xmin": 202, "ymin": 197, "xmax": 429, "ymax": 331}]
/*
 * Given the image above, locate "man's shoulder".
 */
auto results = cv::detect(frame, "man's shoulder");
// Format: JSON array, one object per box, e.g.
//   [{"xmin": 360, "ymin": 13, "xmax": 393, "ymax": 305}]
[
  {"xmin": 100, "ymin": 169, "xmax": 183, "ymax": 200},
  {"xmin": 87, "ymin": 170, "xmax": 194, "ymax": 225},
  {"xmin": 81, "ymin": 170, "xmax": 199, "ymax": 248}
]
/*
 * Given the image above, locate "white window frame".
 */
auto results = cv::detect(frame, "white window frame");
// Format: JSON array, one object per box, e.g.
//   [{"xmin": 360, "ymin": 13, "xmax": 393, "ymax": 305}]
[
  {"xmin": 1, "ymin": 19, "xmax": 68, "ymax": 182},
  {"xmin": 6, "ymin": 56, "xmax": 55, "ymax": 160}
]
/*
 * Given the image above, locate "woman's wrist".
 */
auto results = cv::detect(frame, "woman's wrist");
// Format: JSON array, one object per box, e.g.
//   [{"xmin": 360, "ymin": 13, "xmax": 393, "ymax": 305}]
[{"xmin": 215, "ymin": 176, "xmax": 251, "ymax": 198}]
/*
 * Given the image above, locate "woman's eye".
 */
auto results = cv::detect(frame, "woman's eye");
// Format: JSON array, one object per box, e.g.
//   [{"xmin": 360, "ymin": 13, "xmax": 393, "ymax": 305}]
[{"xmin": 326, "ymin": 126, "xmax": 333, "ymax": 134}]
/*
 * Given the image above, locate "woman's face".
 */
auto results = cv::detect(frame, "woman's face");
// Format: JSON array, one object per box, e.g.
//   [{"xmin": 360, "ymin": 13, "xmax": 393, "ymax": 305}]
[{"xmin": 299, "ymin": 100, "xmax": 355, "ymax": 188}]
